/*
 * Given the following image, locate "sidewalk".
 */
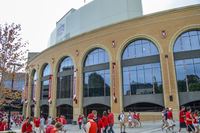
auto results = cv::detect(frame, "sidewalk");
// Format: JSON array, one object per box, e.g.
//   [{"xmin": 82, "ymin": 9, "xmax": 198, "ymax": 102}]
[
  {"xmin": 8, "ymin": 121, "xmax": 161, "ymax": 133},
  {"xmin": 8, "ymin": 121, "xmax": 188, "ymax": 133}
]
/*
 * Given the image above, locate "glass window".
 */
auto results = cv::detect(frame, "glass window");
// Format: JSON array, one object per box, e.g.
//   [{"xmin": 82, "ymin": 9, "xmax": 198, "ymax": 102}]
[
  {"xmin": 84, "ymin": 48, "xmax": 109, "ymax": 66},
  {"xmin": 122, "ymin": 39, "xmax": 159, "ymax": 59},
  {"xmin": 122, "ymin": 63, "xmax": 163, "ymax": 95},
  {"xmin": 83, "ymin": 48, "xmax": 110, "ymax": 97},
  {"xmin": 57, "ymin": 57, "xmax": 74, "ymax": 99},
  {"xmin": 42, "ymin": 64, "xmax": 50, "ymax": 77},
  {"xmin": 174, "ymin": 30, "xmax": 200, "ymax": 52},
  {"xmin": 175, "ymin": 58, "xmax": 200, "ymax": 92},
  {"xmin": 84, "ymin": 70, "xmax": 110, "ymax": 97},
  {"xmin": 122, "ymin": 39, "xmax": 162, "ymax": 95},
  {"xmin": 59, "ymin": 57, "xmax": 73, "ymax": 72}
]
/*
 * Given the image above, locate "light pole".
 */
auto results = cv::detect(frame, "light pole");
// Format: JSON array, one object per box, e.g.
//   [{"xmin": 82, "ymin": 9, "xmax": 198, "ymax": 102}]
[{"xmin": 7, "ymin": 62, "xmax": 22, "ymax": 130}]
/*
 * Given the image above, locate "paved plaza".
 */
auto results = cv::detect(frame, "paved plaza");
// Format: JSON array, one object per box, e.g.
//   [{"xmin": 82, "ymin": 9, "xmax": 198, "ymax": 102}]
[{"xmin": 8, "ymin": 121, "xmax": 189, "ymax": 133}]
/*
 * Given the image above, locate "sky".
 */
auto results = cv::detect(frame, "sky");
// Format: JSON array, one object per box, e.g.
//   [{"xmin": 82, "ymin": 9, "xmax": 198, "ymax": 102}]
[{"xmin": 0, "ymin": 0, "xmax": 199, "ymax": 53}]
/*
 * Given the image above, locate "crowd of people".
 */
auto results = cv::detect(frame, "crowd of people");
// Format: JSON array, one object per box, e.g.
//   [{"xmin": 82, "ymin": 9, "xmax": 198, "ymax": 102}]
[
  {"xmin": 0, "ymin": 110, "xmax": 23, "ymax": 131},
  {"xmin": 161, "ymin": 106, "xmax": 200, "ymax": 133},
  {"xmin": 0, "ymin": 109, "xmax": 143, "ymax": 133},
  {"xmin": 21, "ymin": 115, "xmax": 68, "ymax": 133},
  {"xmin": 77, "ymin": 109, "xmax": 115, "ymax": 133}
]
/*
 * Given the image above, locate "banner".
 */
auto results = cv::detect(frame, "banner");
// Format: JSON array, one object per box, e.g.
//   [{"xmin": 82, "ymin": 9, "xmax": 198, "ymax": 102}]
[
  {"xmin": 73, "ymin": 69, "xmax": 77, "ymax": 101},
  {"xmin": 112, "ymin": 63, "xmax": 117, "ymax": 102},
  {"xmin": 32, "ymin": 80, "xmax": 36, "ymax": 102}
]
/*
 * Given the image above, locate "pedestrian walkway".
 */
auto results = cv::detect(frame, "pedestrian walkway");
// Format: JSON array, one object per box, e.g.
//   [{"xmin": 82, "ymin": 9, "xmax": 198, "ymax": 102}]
[{"xmin": 8, "ymin": 121, "xmax": 188, "ymax": 133}]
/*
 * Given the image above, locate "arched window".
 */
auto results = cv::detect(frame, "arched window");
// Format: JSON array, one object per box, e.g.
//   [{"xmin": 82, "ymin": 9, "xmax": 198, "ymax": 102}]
[
  {"xmin": 57, "ymin": 57, "xmax": 74, "ymax": 98},
  {"xmin": 174, "ymin": 30, "xmax": 200, "ymax": 92},
  {"xmin": 41, "ymin": 64, "xmax": 51, "ymax": 100},
  {"xmin": 83, "ymin": 48, "xmax": 110, "ymax": 97},
  {"xmin": 122, "ymin": 39, "xmax": 163, "ymax": 95}
]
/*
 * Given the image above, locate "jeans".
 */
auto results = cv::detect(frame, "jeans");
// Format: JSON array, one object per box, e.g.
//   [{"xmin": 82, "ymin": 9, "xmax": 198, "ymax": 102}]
[{"xmin": 108, "ymin": 124, "xmax": 115, "ymax": 133}]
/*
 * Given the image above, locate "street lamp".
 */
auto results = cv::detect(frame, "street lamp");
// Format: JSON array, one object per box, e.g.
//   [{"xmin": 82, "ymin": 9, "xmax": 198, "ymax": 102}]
[{"xmin": 7, "ymin": 62, "xmax": 22, "ymax": 130}]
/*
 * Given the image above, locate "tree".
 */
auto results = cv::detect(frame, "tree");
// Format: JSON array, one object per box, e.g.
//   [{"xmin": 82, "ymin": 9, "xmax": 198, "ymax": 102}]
[
  {"xmin": 0, "ymin": 23, "xmax": 28, "ymax": 103},
  {"xmin": 0, "ymin": 23, "xmax": 28, "ymax": 87}
]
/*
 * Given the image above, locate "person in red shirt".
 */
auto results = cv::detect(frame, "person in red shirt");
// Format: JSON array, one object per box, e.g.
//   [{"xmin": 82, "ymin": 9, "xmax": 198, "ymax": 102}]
[
  {"xmin": 85, "ymin": 113, "xmax": 98, "ymax": 133},
  {"xmin": 46, "ymin": 119, "xmax": 56, "ymax": 133},
  {"xmin": 167, "ymin": 108, "xmax": 175, "ymax": 132},
  {"xmin": 60, "ymin": 115, "xmax": 67, "ymax": 125},
  {"xmin": 101, "ymin": 111, "xmax": 109, "ymax": 133},
  {"xmin": 21, "ymin": 117, "xmax": 33, "ymax": 133},
  {"xmin": 185, "ymin": 107, "xmax": 195, "ymax": 133},
  {"xmin": 33, "ymin": 117, "xmax": 40, "ymax": 133},
  {"xmin": 178, "ymin": 106, "xmax": 186, "ymax": 133},
  {"xmin": 193, "ymin": 110, "xmax": 199, "ymax": 133},
  {"xmin": 0, "ymin": 119, "xmax": 8, "ymax": 131},
  {"xmin": 97, "ymin": 117, "xmax": 103, "ymax": 133},
  {"xmin": 78, "ymin": 114, "xmax": 83, "ymax": 129},
  {"xmin": 108, "ymin": 109, "xmax": 114, "ymax": 133}
]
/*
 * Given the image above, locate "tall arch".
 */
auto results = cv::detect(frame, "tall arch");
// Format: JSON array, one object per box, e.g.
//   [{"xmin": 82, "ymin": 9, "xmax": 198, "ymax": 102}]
[
  {"xmin": 40, "ymin": 63, "xmax": 51, "ymax": 101},
  {"xmin": 82, "ymin": 48, "xmax": 111, "ymax": 111},
  {"xmin": 57, "ymin": 56, "xmax": 74, "ymax": 99},
  {"xmin": 173, "ymin": 29, "xmax": 200, "ymax": 106},
  {"xmin": 121, "ymin": 38, "xmax": 164, "ymax": 111}
]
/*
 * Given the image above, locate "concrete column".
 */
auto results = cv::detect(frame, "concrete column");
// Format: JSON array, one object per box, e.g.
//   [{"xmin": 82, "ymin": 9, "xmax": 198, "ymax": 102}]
[
  {"xmin": 160, "ymin": 53, "xmax": 179, "ymax": 120},
  {"xmin": 26, "ymin": 74, "xmax": 32, "ymax": 117},
  {"xmin": 110, "ymin": 60, "xmax": 122, "ymax": 120},
  {"xmin": 49, "ymin": 73, "xmax": 57, "ymax": 118},
  {"xmin": 108, "ymin": 59, "xmax": 122, "ymax": 119},
  {"xmin": 35, "ymin": 72, "xmax": 41, "ymax": 117},
  {"xmin": 49, "ymin": 59, "xmax": 57, "ymax": 118},
  {"xmin": 73, "ymin": 65, "xmax": 82, "ymax": 122}
]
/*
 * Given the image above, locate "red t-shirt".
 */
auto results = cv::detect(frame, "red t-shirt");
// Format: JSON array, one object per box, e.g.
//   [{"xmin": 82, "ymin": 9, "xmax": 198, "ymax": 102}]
[
  {"xmin": 179, "ymin": 110, "xmax": 185, "ymax": 123},
  {"xmin": 34, "ymin": 118, "xmax": 40, "ymax": 127},
  {"xmin": 78, "ymin": 117, "xmax": 83, "ymax": 124},
  {"xmin": 108, "ymin": 113, "xmax": 114, "ymax": 125},
  {"xmin": 101, "ymin": 116, "xmax": 109, "ymax": 127},
  {"xmin": 89, "ymin": 120, "xmax": 97, "ymax": 133},
  {"xmin": 167, "ymin": 111, "xmax": 173, "ymax": 119},
  {"xmin": 46, "ymin": 125, "xmax": 54, "ymax": 133},
  {"xmin": 21, "ymin": 121, "xmax": 32, "ymax": 133},
  {"xmin": 193, "ymin": 113, "xmax": 198, "ymax": 124},
  {"xmin": 0, "ymin": 121, "xmax": 6, "ymax": 131},
  {"xmin": 186, "ymin": 112, "xmax": 193, "ymax": 125},
  {"xmin": 60, "ymin": 117, "xmax": 67, "ymax": 125}
]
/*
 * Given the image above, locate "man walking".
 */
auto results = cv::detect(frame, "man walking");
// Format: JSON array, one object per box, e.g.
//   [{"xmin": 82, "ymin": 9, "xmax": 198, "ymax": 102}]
[
  {"xmin": 108, "ymin": 110, "xmax": 115, "ymax": 133},
  {"xmin": 119, "ymin": 111, "xmax": 126, "ymax": 133}
]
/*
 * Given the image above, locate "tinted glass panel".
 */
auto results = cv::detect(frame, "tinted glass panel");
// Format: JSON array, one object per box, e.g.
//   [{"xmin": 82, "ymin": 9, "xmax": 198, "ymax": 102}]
[
  {"xmin": 84, "ymin": 48, "xmax": 109, "ymax": 66},
  {"xmin": 122, "ymin": 39, "xmax": 159, "ymax": 60},
  {"xmin": 174, "ymin": 30, "xmax": 200, "ymax": 52},
  {"xmin": 175, "ymin": 58, "xmax": 200, "ymax": 92},
  {"xmin": 122, "ymin": 63, "xmax": 163, "ymax": 95},
  {"xmin": 43, "ymin": 64, "xmax": 50, "ymax": 77},
  {"xmin": 41, "ymin": 80, "xmax": 49, "ymax": 100},
  {"xmin": 59, "ymin": 57, "xmax": 73, "ymax": 72},
  {"xmin": 84, "ymin": 69, "xmax": 110, "ymax": 97}
]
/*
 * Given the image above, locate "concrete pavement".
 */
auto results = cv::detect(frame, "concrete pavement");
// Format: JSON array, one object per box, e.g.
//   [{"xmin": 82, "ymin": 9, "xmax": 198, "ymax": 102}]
[{"xmin": 8, "ymin": 121, "xmax": 189, "ymax": 133}]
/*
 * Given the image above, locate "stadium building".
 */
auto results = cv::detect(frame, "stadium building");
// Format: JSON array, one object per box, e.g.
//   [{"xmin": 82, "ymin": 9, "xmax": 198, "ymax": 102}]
[{"xmin": 23, "ymin": 0, "xmax": 200, "ymax": 122}]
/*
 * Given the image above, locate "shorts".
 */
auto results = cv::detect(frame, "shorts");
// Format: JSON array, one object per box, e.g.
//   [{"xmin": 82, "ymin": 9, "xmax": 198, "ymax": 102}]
[
  {"xmin": 180, "ymin": 122, "xmax": 186, "ymax": 128},
  {"xmin": 187, "ymin": 124, "xmax": 195, "ymax": 132},
  {"xmin": 167, "ymin": 119, "xmax": 175, "ymax": 127}
]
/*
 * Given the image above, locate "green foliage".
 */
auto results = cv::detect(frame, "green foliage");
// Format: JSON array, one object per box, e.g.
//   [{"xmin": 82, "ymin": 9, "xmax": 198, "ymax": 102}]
[{"xmin": 189, "ymin": 82, "xmax": 200, "ymax": 91}]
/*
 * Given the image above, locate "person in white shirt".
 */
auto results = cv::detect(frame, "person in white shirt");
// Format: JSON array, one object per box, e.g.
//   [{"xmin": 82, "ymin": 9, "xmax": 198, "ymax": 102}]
[{"xmin": 119, "ymin": 111, "xmax": 126, "ymax": 133}]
